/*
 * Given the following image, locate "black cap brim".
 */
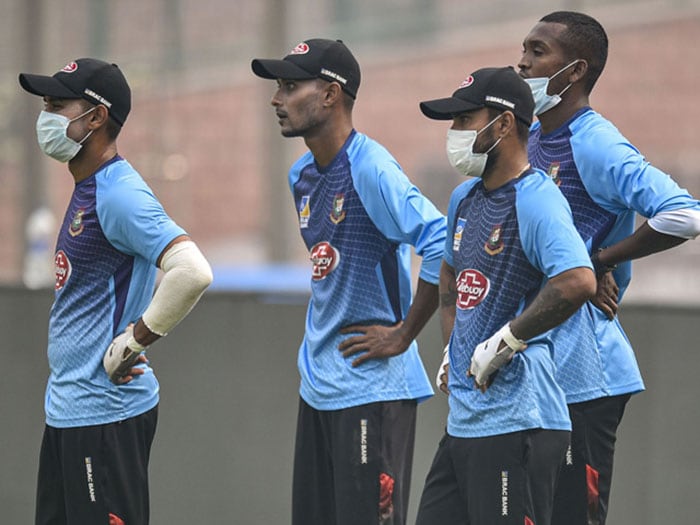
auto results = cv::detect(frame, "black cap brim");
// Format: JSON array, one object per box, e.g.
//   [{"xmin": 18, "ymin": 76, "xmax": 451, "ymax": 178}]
[
  {"xmin": 419, "ymin": 97, "xmax": 483, "ymax": 120},
  {"xmin": 18, "ymin": 73, "xmax": 81, "ymax": 99},
  {"xmin": 251, "ymin": 59, "xmax": 316, "ymax": 81}
]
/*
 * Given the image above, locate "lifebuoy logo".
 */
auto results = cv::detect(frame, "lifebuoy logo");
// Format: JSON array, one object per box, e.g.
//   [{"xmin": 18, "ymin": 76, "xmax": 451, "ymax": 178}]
[
  {"xmin": 55, "ymin": 250, "xmax": 72, "ymax": 291},
  {"xmin": 310, "ymin": 241, "xmax": 340, "ymax": 280},
  {"xmin": 455, "ymin": 269, "xmax": 490, "ymax": 309}
]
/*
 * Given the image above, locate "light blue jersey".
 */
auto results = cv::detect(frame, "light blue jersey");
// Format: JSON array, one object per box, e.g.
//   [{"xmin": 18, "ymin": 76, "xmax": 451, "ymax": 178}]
[
  {"xmin": 46, "ymin": 156, "xmax": 185, "ymax": 428},
  {"xmin": 444, "ymin": 170, "xmax": 592, "ymax": 438},
  {"xmin": 529, "ymin": 108, "xmax": 700, "ymax": 402},
  {"xmin": 289, "ymin": 130, "xmax": 446, "ymax": 410}
]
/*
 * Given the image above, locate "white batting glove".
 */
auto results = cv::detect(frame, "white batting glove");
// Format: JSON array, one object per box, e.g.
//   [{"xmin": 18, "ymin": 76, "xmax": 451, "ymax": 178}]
[
  {"xmin": 469, "ymin": 323, "xmax": 526, "ymax": 389},
  {"xmin": 103, "ymin": 324, "xmax": 147, "ymax": 384},
  {"xmin": 435, "ymin": 344, "xmax": 450, "ymax": 393}
]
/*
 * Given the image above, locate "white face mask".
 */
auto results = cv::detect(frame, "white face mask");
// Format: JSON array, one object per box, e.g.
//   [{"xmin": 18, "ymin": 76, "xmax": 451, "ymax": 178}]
[
  {"xmin": 446, "ymin": 114, "xmax": 502, "ymax": 178},
  {"xmin": 35, "ymin": 107, "xmax": 95, "ymax": 162},
  {"xmin": 524, "ymin": 59, "xmax": 580, "ymax": 116}
]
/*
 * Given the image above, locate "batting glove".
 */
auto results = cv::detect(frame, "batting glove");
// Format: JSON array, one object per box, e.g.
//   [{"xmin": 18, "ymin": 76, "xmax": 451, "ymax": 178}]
[
  {"xmin": 103, "ymin": 324, "xmax": 147, "ymax": 384},
  {"xmin": 469, "ymin": 323, "xmax": 526, "ymax": 389}
]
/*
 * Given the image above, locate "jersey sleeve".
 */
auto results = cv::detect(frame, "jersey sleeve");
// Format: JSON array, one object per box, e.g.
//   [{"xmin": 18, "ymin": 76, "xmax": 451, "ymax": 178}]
[
  {"xmin": 97, "ymin": 171, "xmax": 186, "ymax": 265},
  {"xmin": 288, "ymin": 151, "xmax": 315, "ymax": 193},
  {"xmin": 351, "ymin": 141, "xmax": 447, "ymax": 284},
  {"xmin": 571, "ymin": 114, "xmax": 700, "ymax": 219},
  {"xmin": 516, "ymin": 174, "xmax": 593, "ymax": 278}
]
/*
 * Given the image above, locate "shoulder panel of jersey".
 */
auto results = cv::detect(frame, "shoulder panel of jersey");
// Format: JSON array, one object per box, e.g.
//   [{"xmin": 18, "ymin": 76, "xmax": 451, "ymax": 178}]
[
  {"xmin": 514, "ymin": 169, "xmax": 592, "ymax": 278},
  {"xmin": 346, "ymin": 132, "xmax": 446, "ymax": 284},
  {"xmin": 569, "ymin": 109, "xmax": 699, "ymax": 219},
  {"xmin": 528, "ymin": 108, "xmax": 617, "ymax": 250},
  {"xmin": 96, "ymin": 158, "xmax": 186, "ymax": 266}
]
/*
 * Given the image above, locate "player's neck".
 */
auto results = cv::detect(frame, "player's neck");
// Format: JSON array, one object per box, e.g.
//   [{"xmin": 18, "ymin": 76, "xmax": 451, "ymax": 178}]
[
  {"xmin": 537, "ymin": 95, "xmax": 590, "ymax": 135},
  {"xmin": 69, "ymin": 142, "xmax": 119, "ymax": 183},
  {"xmin": 482, "ymin": 151, "xmax": 530, "ymax": 192},
  {"xmin": 305, "ymin": 118, "xmax": 354, "ymax": 168}
]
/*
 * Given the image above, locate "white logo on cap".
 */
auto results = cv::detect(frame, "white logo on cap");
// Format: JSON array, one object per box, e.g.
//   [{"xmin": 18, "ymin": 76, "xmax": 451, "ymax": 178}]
[
  {"xmin": 60, "ymin": 62, "xmax": 78, "ymax": 74},
  {"xmin": 290, "ymin": 43, "xmax": 310, "ymax": 55},
  {"xmin": 485, "ymin": 96, "xmax": 515, "ymax": 109},
  {"xmin": 458, "ymin": 76, "xmax": 474, "ymax": 88},
  {"xmin": 320, "ymin": 68, "xmax": 347, "ymax": 85},
  {"xmin": 84, "ymin": 89, "xmax": 112, "ymax": 108}
]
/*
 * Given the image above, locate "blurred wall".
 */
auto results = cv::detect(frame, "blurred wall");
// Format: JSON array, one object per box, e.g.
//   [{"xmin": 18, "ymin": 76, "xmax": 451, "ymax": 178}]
[
  {"xmin": 3, "ymin": 1, "xmax": 700, "ymax": 303},
  {"xmin": 1, "ymin": 287, "xmax": 699, "ymax": 524}
]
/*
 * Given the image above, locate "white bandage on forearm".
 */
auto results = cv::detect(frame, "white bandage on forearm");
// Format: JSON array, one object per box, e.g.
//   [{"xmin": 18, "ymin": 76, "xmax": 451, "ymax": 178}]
[
  {"xmin": 648, "ymin": 208, "xmax": 700, "ymax": 239},
  {"xmin": 141, "ymin": 240, "xmax": 213, "ymax": 337}
]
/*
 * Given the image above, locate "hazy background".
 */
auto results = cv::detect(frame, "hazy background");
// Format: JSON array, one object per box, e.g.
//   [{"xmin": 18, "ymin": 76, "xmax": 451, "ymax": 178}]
[
  {"xmin": 2, "ymin": 1, "xmax": 700, "ymax": 524},
  {"xmin": 2, "ymin": 0, "xmax": 700, "ymax": 301}
]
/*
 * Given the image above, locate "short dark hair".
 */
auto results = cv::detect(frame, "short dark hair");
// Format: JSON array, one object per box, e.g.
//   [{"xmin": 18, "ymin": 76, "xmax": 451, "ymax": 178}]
[{"xmin": 540, "ymin": 11, "xmax": 608, "ymax": 94}]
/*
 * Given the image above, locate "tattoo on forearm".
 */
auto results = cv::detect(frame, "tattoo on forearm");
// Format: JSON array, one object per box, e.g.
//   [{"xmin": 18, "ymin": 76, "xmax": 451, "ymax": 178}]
[
  {"xmin": 520, "ymin": 283, "xmax": 577, "ymax": 338},
  {"xmin": 440, "ymin": 284, "xmax": 457, "ymax": 309}
]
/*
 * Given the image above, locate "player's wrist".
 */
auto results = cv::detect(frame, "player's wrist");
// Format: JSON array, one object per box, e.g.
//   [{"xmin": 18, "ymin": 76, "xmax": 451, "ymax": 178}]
[
  {"xmin": 126, "ymin": 333, "xmax": 148, "ymax": 353},
  {"xmin": 502, "ymin": 323, "xmax": 527, "ymax": 351},
  {"xmin": 591, "ymin": 248, "xmax": 617, "ymax": 278}
]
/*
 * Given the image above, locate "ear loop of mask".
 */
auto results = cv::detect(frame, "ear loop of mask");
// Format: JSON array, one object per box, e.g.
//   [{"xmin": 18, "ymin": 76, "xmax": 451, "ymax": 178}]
[
  {"xmin": 477, "ymin": 113, "xmax": 504, "ymax": 154},
  {"xmin": 72, "ymin": 106, "xmax": 97, "ymax": 144},
  {"xmin": 551, "ymin": 59, "xmax": 580, "ymax": 96}
]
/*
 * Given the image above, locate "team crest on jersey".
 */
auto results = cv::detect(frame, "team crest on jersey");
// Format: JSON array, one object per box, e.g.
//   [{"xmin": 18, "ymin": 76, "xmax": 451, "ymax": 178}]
[
  {"xmin": 54, "ymin": 250, "xmax": 72, "ymax": 291},
  {"xmin": 310, "ymin": 241, "xmax": 340, "ymax": 280},
  {"xmin": 329, "ymin": 193, "xmax": 346, "ymax": 224},
  {"xmin": 69, "ymin": 209, "xmax": 85, "ymax": 237},
  {"xmin": 453, "ymin": 218, "xmax": 466, "ymax": 251},
  {"xmin": 299, "ymin": 195, "xmax": 310, "ymax": 229},
  {"xmin": 484, "ymin": 224, "xmax": 504, "ymax": 255},
  {"xmin": 455, "ymin": 269, "xmax": 490, "ymax": 310},
  {"xmin": 547, "ymin": 162, "xmax": 561, "ymax": 186}
]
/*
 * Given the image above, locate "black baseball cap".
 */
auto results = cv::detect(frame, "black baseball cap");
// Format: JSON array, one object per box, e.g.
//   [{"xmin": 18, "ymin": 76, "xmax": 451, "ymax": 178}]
[
  {"xmin": 420, "ymin": 66, "xmax": 534, "ymax": 125},
  {"xmin": 19, "ymin": 58, "xmax": 131, "ymax": 126},
  {"xmin": 252, "ymin": 38, "xmax": 361, "ymax": 99}
]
